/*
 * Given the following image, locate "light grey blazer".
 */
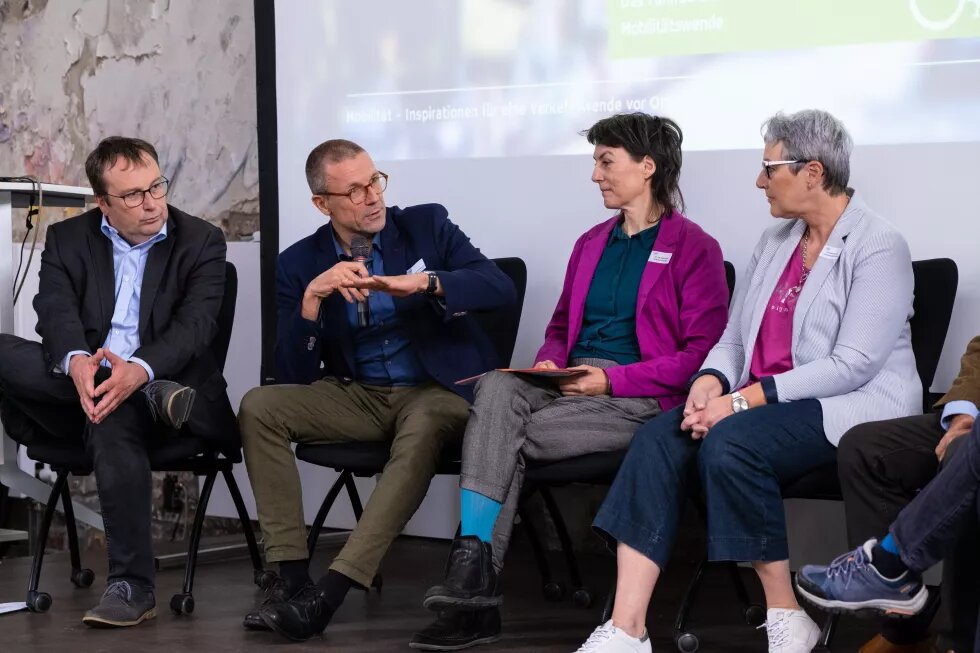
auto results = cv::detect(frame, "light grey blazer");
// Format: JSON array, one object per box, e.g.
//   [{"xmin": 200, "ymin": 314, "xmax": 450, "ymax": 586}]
[{"xmin": 701, "ymin": 192, "xmax": 921, "ymax": 445}]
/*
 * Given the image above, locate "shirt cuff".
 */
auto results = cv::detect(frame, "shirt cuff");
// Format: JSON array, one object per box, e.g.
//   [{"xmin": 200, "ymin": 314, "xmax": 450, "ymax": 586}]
[
  {"xmin": 689, "ymin": 369, "xmax": 731, "ymax": 395},
  {"xmin": 61, "ymin": 350, "xmax": 91, "ymax": 376},
  {"xmin": 760, "ymin": 376, "xmax": 779, "ymax": 404},
  {"xmin": 128, "ymin": 357, "xmax": 155, "ymax": 382},
  {"xmin": 940, "ymin": 400, "xmax": 978, "ymax": 430}
]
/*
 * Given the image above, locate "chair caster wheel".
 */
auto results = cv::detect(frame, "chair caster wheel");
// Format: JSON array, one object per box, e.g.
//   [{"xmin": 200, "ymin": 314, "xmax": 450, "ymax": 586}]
[
  {"xmin": 255, "ymin": 569, "xmax": 278, "ymax": 590},
  {"xmin": 543, "ymin": 581, "xmax": 565, "ymax": 602},
  {"xmin": 572, "ymin": 589, "xmax": 593, "ymax": 608},
  {"xmin": 71, "ymin": 568, "xmax": 95, "ymax": 588},
  {"xmin": 743, "ymin": 603, "xmax": 766, "ymax": 627},
  {"xmin": 27, "ymin": 590, "xmax": 52, "ymax": 613},
  {"xmin": 170, "ymin": 592, "xmax": 195, "ymax": 615},
  {"xmin": 675, "ymin": 631, "xmax": 699, "ymax": 652}
]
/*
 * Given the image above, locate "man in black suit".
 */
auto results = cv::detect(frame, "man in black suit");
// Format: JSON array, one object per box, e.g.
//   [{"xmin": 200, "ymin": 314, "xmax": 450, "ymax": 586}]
[{"xmin": 0, "ymin": 136, "xmax": 238, "ymax": 627}]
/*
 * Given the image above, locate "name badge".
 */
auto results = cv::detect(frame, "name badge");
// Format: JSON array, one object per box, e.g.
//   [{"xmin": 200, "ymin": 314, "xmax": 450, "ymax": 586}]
[
  {"xmin": 820, "ymin": 245, "xmax": 842, "ymax": 260},
  {"xmin": 648, "ymin": 251, "xmax": 672, "ymax": 264},
  {"xmin": 408, "ymin": 258, "xmax": 426, "ymax": 274}
]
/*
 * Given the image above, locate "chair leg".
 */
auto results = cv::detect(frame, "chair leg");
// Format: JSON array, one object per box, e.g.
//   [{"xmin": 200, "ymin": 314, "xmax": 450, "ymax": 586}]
[
  {"xmin": 221, "ymin": 468, "xmax": 271, "ymax": 588},
  {"xmin": 601, "ymin": 576, "xmax": 616, "ymax": 622},
  {"xmin": 517, "ymin": 489, "xmax": 562, "ymax": 601},
  {"xmin": 60, "ymin": 479, "xmax": 94, "ymax": 588},
  {"xmin": 725, "ymin": 561, "xmax": 765, "ymax": 626},
  {"xmin": 26, "ymin": 471, "xmax": 68, "ymax": 612},
  {"xmin": 812, "ymin": 613, "xmax": 838, "ymax": 652},
  {"xmin": 673, "ymin": 557, "xmax": 708, "ymax": 638},
  {"xmin": 343, "ymin": 473, "xmax": 364, "ymax": 521},
  {"xmin": 538, "ymin": 486, "xmax": 591, "ymax": 608},
  {"xmin": 306, "ymin": 471, "xmax": 349, "ymax": 559},
  {"xmin": 170, "ymin": 471, "xmax": 217, "ymax": 616}
]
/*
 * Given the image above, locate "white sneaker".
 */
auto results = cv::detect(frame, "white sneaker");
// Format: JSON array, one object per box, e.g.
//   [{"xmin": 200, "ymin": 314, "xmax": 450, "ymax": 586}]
[
  {"xmin": 574, "ymin": 620, "xmax": 652, "ymax": 652},
  {"xmin": 759, "ymin": 608, "xmax": 820, "ymax": 653}
]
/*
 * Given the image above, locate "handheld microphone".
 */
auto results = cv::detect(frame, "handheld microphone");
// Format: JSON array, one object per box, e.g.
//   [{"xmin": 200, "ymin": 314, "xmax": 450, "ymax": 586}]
[{"xmin": 350, "ymin": 235, "xmax": 372, "ymax": 328}]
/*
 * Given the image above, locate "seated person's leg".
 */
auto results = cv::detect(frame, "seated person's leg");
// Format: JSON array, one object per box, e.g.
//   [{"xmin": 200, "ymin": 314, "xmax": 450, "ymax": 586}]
[
  {"xmin": 81, "ymin": 388, "xmax": 162, "ymax": 628},
  {"xmin": 0, "ymin": 334, "xmax": 82, "ymax": 443},
  {"xmin": 698, "ymin": 399, "xmax": 834, "ymax": 652},
  {"xmin": 837, "ymin": 414, "xmax": 945, "ymax": 651},
  {"xmin": 572, "ymin": 406, "xmax": 694, "ymax": 652},
  {"xmin": 237, "ymin": 378, "xmax": 391, "ymax": 637},
  {"xmin": 924, "ymin": 435, "xmax": 978, "ymax": 653},
  {"xmin": 797, "ymin": 422, "xmax": 980, "ymax": 626}
]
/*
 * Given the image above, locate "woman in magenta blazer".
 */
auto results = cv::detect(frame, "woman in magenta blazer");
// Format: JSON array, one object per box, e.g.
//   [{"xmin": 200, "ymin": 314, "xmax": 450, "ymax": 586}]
[{"xmin": 411, "ymin": 113, "xmax": 729, "ymax": 651}]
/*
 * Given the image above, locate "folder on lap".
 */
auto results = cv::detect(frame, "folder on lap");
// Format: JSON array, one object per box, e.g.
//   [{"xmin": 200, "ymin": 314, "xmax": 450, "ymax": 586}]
[{"xmin": 454, "ymin": 368, "xmax": 588, "ymax": 386}]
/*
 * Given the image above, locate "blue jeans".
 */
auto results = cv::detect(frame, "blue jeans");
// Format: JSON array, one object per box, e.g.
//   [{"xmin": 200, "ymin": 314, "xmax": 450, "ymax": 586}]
[
  {"xmin": 594, "ymin": 400, "xmax": 836, "ymax": 567},
  {"xmin": 890, "ymin": 420, "xmax": 980, "ymax": 652}
]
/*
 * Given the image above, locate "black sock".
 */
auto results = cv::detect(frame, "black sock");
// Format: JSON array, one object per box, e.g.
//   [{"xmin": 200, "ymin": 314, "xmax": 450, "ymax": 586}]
[
  {"xmin": 315, "ymin": 569, "xmax": 354, "ymax": 610},
  {"xmin": 871, "ymin": 543, "xmax": 909, "ymax": 580},
  {"xmin": 278, "ymin": 559, "xmax": 312, "ymax": 593}
]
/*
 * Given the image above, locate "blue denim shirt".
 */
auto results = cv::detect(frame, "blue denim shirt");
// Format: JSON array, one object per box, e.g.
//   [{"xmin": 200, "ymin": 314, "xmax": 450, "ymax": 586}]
[
  {"xmin": 63, "ymin": 215, "xmax": 168, "ymax": 378},
  {"xmin": 330, "ymin": 227, "xmax": 428, "ymax": 386}
]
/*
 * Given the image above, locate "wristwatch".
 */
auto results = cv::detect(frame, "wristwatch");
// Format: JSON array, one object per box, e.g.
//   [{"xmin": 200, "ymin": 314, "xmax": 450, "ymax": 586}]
[
  {"xmin": 731, "ymin": 391, "xmax": 749, "ymax": 413},
  {"xmin": 423, "ymin": 271, "xmax": 439, "ymax": 295}
]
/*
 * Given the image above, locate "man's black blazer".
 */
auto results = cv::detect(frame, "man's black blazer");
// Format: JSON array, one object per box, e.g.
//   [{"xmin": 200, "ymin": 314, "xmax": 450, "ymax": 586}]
[{"xmin": 34, "ymin": 205, "xmax": 237, "ymax": 452}]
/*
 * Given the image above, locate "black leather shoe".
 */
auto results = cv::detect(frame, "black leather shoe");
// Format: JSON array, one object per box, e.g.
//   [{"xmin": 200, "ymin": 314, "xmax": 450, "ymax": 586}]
[
  {"xmin": 410, "ymin": 608, "xmax": 502, "ymax": 650},
  {"xmin": 243, "ymin": 575, "xmax": 296, "ymax": 631},
  {"xmin": 423, "ymin": 536, "xmax": 501, "ymax": 611},
  {"xmin": 142, "ymin": 380, "xmax": 196, "ymax": 429},
  {"xmin": 258, "ymin": 582, "xmax": 335, "ymax": 641}
]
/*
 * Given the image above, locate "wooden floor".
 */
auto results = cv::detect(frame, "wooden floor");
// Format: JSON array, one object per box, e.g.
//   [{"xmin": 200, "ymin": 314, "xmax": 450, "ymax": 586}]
[{"xmin": 0, "ymin": 534, "xmax": 878, "ymax": 652}]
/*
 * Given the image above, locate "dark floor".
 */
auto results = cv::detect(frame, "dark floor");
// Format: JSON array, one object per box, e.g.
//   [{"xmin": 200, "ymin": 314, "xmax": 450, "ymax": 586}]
[{"xmin": 0, "ymin": 532, "xmax": 878, "ymax": 652}]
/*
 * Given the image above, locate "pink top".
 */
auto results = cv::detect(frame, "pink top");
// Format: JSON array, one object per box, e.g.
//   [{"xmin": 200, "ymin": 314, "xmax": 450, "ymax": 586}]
[{"xmin": 748, "ymin": 242, "xmax": 808, "ymax": 384}]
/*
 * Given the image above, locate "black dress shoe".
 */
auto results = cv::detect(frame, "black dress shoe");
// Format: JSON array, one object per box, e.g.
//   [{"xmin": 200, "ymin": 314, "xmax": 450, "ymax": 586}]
[
  {"xmin": 410, "ymin": 608, "xmax": 502, "ymax": 651},
  {"xmin": 142, "ymin": 380, "xmax": 196, "ymax": 429},
  {"xmin": 258, "ymin": 582, "xmax": 335, "ymax": 641},
  {"xmin": 423, "ymin": 536, "xmax": 501, "ymax": 611},
  {"xmin": 243, "ymin": 576, "xmax": 296, "ymax": 631}
]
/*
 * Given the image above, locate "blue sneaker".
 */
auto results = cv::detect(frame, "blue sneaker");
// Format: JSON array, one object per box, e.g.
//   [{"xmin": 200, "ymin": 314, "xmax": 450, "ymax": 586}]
[{"xmin": 795, "ymin": 539, "xmax": 928, "ymax": 618}]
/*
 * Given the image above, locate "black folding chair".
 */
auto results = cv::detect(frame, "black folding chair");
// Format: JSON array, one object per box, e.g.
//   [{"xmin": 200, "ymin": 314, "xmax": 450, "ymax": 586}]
[
  {"xmin": 21, "ymin": 261, "xmax": 268, "ymax": 616},
  {"xmin": 294, "ymin": 258, "xmax": 528, "ymax": 588}
]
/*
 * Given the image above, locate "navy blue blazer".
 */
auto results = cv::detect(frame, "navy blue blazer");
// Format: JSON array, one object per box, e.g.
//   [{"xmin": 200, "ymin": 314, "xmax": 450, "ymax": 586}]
[{"xmin": 275, "ymin": 203, "xmax": 516, "ymax": 401}]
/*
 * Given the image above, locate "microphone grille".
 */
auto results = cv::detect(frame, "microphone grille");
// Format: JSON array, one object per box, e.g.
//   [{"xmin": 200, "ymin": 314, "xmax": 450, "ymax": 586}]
[{"xmin": 350, "ymin": 235, "xmax": 371, "ymax": 260}]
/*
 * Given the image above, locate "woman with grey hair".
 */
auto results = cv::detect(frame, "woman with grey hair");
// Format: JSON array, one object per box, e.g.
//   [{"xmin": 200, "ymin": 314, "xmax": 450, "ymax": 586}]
[{"xmin": 573, "ymin": 109, "xmax": 921, "ymax": 653}]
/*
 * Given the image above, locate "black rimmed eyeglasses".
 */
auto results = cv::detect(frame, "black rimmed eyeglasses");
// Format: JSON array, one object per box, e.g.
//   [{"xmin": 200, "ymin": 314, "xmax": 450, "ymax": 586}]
[{"xmin": 104, "ymin": 177, "xmax": 170, "ymax": 208}]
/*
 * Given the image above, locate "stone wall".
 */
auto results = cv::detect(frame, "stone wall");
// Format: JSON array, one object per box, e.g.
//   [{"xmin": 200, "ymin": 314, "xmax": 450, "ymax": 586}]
[{"xmin": 0, "ymin": 0, "xmax": 259, "ymax": 240}]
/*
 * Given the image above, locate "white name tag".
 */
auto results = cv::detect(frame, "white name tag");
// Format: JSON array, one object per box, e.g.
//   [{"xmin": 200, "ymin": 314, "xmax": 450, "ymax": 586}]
[
  {"xmin": 648, "ymin": 250, "xmax": 672, "ymax": 264},
  {"xmin": 408, "ymin": 258, "xmax": 426, "ymax": 274},
  {"xmin": 820, "ymin": 246, "xmax": 842, "ymax": 260}
]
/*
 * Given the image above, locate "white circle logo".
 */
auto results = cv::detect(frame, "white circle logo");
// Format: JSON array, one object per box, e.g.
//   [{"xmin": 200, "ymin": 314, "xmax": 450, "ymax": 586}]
[{"xmin": 909, "ymin": 0, "xmax": 965, "ymax": 31}]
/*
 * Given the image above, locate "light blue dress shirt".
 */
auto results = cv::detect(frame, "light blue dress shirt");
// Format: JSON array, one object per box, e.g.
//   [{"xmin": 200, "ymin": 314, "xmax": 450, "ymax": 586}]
[
  {"xmin": 63, "ymin": 216, "xmax": 168, "ymax": 378},
  {"xmin": 941, "ymin": 400, "xmax": 978, "ymax": 429}
]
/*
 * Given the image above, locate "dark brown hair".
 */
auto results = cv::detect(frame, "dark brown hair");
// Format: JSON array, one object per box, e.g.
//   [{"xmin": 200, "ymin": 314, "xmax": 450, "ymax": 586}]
[{"xmin": 84, "ymin": 136, "xmax": 159, "ymax": 196}]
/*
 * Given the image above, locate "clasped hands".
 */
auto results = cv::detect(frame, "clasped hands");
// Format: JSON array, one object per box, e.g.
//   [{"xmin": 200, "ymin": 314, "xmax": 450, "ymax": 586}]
[
  {"xmin": 680, "ymin": 375, "xmax": 733, "ymax": 440},
  {"xmin": 301, "ymin": 261, "xmax": 430, "ymax": 321},
  {"xmin": 68, "ymin": 348, "xmax": 149, "ymax": 424}
]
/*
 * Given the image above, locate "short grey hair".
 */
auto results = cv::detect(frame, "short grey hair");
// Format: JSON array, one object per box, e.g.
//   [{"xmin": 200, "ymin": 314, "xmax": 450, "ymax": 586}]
[
  {"xmin": 305, "ymin": 139, "xmax": 365, "ymax": 194},
  {"xmin": 761, "ymin": 110, "xmax": 853, "ymax": 196}
]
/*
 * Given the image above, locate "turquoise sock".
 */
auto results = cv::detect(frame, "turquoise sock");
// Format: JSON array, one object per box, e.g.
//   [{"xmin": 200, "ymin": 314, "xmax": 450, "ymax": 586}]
[
  {"xmin": 459, "ymin": 489, "xmax": 502, "ymax": 544},
  {"xmin": 880, "ymin": 533, "xmax": 899, "ymax": 555}
]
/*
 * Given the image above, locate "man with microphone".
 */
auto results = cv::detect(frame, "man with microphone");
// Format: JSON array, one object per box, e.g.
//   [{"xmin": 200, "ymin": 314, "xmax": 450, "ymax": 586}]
[{"xmin": 238, "ymin": 139, "xmax": 516, "ymax": 641}]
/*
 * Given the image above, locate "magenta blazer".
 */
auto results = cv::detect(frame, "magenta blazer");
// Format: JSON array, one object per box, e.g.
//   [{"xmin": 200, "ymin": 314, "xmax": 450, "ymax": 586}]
[{"xmin": 534, "ymin": 210, "xmax": 729, "ymax": 409}]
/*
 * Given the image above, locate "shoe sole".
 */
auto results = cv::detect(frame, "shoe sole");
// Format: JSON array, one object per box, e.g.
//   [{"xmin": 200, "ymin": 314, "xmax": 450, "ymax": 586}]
[
  {"xmin": 422, "ymin": 594, "xmax": 503, "ymax": 611},
  {"xmin": 166, "ymin": 387, "xmax": 196, "ymax": 430},
  {"xmin": 409, "ymin": 634, "xmax": 503, "ymax": 651},
  {"xmin": 796, "ymin": 581, "xmax": 929, "ymax": 618},
  {"xmin": 83, "ymin": 607, "xmax": 156, "ymax": 628},
  {"xmin": 258, "ymin": 613, "xmax": 323, "ymax": 642}
]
